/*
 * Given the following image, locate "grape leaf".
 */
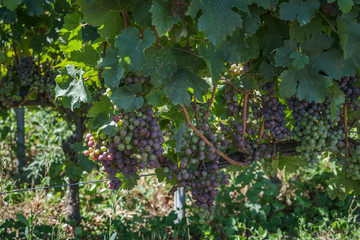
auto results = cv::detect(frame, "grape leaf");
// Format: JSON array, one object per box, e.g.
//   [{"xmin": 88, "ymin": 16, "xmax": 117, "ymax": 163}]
[
  {"xmin": 100, "ymin": 121, "xmax": 117, "ymax": 137},
  {"xmin": 337, "ymin": 17, "xmax": 360, "ymax": 59},
  {"xmin": 161, "ymin": 105, "xmax": 188, "ymax": 128},
  {"xmin": 145, "ymin": 89, "xmax": 167, "ymax": 107},
  {"xmin": 342, "ymin": 54, "xmax": 360, "ymax": 76},
  {"xmin": 242, "ymin": 5, "xmax": 266, "ymax": 36},
  {"xmin": 119, "ymin": 173, "xmax": 138, "ymax": 190},
  {"xmin": 87, "ymin": 95, "xmax": 113, "ymax": 118},
  {"xmin": 257, "ymin": 15, "xmax": 289, "ymax": 55},
  {"xmin": 338, "ymin": 0, "xmax": 354, "ymax": 13},
  {"xmin": 110, "ymin": 84, "xmax": 144, "ymax": 112},
  {"xmin": 164, "ymin": 69, "xmax": 192, "ymax": 106},
  {"xmin": 301, "ymin": 34, "xmax": 343, "ymax": 80},
  {"xmin": 172, "ymin": 49, "xmax": 207, "ymax": 75},
  {"xmin": 82, "ymin": 25, "xmax": 99, "ymax": 42},
  {"xmin": 174, "ymin": 123, "xmax": 186, "ymax": 152},
  {"xmin": 114, "ymin": 28, "xmax": 155, "ymax": 71},
  {"xmin": 2, "ymin": 0, "xmax": 22, "ymax": 11},
  {"xmin": 198, "ymin": 42, "xmax": 225, "ymax": 85},
  {"xmin": 0, "ymin": 7, "xmax": 17, "ymax": 24},
  {"xmin": 279, "ymin": 0, "xmax": 319, "ymax": 26},
  {"xmin": 327, "ymin": 170, "xmax": 360, "ymax": 200},
  {"xmin": 328, "ymin": 84, "xmax": 345, "ymax": 120},
  {"xmin": 274, "ymin": 40, "xmax": 297, "ymax": 67},
  {"xmin": 63, "ymin": 13, "xmax": 81, "ymax": 31},
  {"xmin": 289, "ymin": 18, "xmax": 322, "ymax": 43},
  {"xmin": 289, "ymin": 51, "xmax": 309, "ymax": 70},
  {"xmin": 249, "ymin": 0, "xmax": 278, "ymax": 9},
  {"xmin": 131, "ymin": 0, "xmax": 152, "ymax": 27},
  {"xmin": 24, "ymin": 0, "xmax": 44, "ymax": 16},
  {"xmin": 55, "ymin": 65, "xmax": 91, "ymax": 110},
  {"xmin": 278, "ymin": 156, "xmax": 303, "ymax": 173},
  {"xmin": 70, "ymin": 45, "xmax": 98, "ymax": 66},
  {"xmin": 223, "ymin": 31, "xmax": 260, "ymax": 63},
  {"xmin": 279, "ymin": 66, "xmax": 332, "ymax": 102},
  {"xmin": 77, "ymin": 0, "xmax": 126, "ymax": 38},
  {"xmin": 103, "ymin": 64, "xmax": 125, "ymax": 89},
  {"xmin": 143, "ymin": 47, "xmax": 176, "ymax": 88},
  {"xmin": 150, "ymin": 0, "xmax": 178, "ymax": 36},
  {"xmin": 187, "ymin": 0, "xmax": 248, "ymax": 45},
  {"xmin": 100, "ymin": 48, "xmax": 119, "ymax": 67}
]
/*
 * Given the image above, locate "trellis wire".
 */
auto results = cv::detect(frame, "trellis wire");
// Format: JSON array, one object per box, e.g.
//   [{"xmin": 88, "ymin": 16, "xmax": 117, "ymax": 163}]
[{"xmin": 0, "ymin": 172, "xmax": 168, "ymax": 196}]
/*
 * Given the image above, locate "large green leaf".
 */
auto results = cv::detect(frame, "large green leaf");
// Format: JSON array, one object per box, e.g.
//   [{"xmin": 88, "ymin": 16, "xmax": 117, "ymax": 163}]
[
  {"xmin": 103, "ymin": 64, "xmax": 125, "ymax": 89},
  {"xmin": 279, "ymin": 0, "xmax": 319, "ymax": 26},
  {"xmin": 198, "ymin": 42, "xmax": 225, "ymax": 85},
  {"xmin": 87, "ymin": 95, "xmax": 113, "ymax": 118},
  {"xmin": 274, "ymin": 40, "xmax": 297, "ymax": 67},
  {"xmin": 289, "ymin": 18, "xmax": 322, "ymax": 43},
  {"xmin": 131, "ymin": 0, "xmax": 152, "ymax": 27},
  {"xmin": 327, "ymin": 170, "xmax": 360, "ymax": 200},
  {"xmin": 222, "ymin": 31, "xmax": 260, "ymax": 63},
  {"xmin": 77, "ymin": 0, "xmax": 126, "ymax": 38},
  {"xmin": 249, "ymin": 0, "xmax": 278, "ymax": 9},
  {"xmin": 328, "ymin": 84, "xmax": 345, "ymax": 120},
  {"xmin": 279, "ymin": 66, "xmax": 332, "ymax": 103},
  {"xmin": 2, "ymin": 0, "xmax": 22, "ymax": 11},
  {"xmin": 143, "ymin": 47, "xmax": 176, "ymax": 88},
  {"xmin": 301, "ymin": 34, "xmax": 343, "ymax": 80},
  {"xmin": 55, "ymin": 65, "xmax": 91, "ymax": 110},
  {"xmin": 70, "ymin": 45, "xmax": 99, "ymax": 66},
  {"xmin": 337, "ymin": 17, "xmax": 360, "ymax": 59},
  {"xmin": 187, "ymin": 0, "xmax": 248, "ymax": 45},
  {"xmin": 110, "ymin": 84, "xmax": 144, "ymax": 112},
  {"xmin": 114, "ymin": 27, "xmax": 155, "ymax": 71},
  {"xmin": 150, "ymin": 0, "xmax": 178, "ymax": 36},
  {"xmin": 338, "ymin": 0, "xmax": 354, "ymax": 13},
  {"xmin": 164, "ymin": 69, "xmax": 192, "ymax": 106}
]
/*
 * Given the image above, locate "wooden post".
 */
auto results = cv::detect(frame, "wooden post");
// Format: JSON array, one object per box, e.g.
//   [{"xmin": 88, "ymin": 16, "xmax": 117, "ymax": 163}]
[{"xmin": 16, "ymin": 107, "xmax": 26, "ymax": 174}]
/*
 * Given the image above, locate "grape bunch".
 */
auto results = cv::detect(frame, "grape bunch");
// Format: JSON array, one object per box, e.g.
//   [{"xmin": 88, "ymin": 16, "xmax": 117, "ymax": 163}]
[
  {"xmin": 345, "ymin": 143, "xmax": 360, "ymax": 180},
  {"xmin": 0, "ymin": 69, "xmax": 17, "ymax": 108},
  {"xmin": 165, "ymin": 122, "xmax": 230, "ymax": 224},
  {"xmin": 84, "ymin": 106, "xmax": 165, "ymax": 190},
  {"xmin": 0, "ymin": 57, "xmax": 57, "ymax": 108},
  {"xmin": 224, "ymin": 83, "xmax": 240, "ymax": 116},
  {"xmin": 338, "ymin": 76, "xmax": 360, "ymax": 110},
  {"xmin": 288, "ymin": 97, "xmax": 344, "ymax": 165},
  {"xmin": 257, "ymin": 82, "xmax": 291, "ymax": 141}
]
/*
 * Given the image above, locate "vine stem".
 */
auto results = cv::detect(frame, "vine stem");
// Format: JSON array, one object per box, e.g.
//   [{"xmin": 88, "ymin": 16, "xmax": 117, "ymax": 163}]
[
  {"xmin": 242, "ymin": 91, "xmax": 249, "ymax": 142},
  {"xmin": 122, "ymin": 10, "xmax": 129, "ymax": 28},
  {"xmin": 257, "ymin": 118, "xmax": 265, "ymax": 143},
  {"xmin": 37, "ymin": 54, "xmax": 41, "ymax": 76},
  {"xmin": 179, "ymin": 104, "xmax": 249, "ymax": 167},
  {"xmin": 84, "ymin": 74, "xmax": 99, "ymax": 82},
  {"xmin": 154, "ymin": 27, "xmax": 161, "ymax": 48},
  {"xmin": 205, "ymin": 80, "xmax": 218, "ymax": 120},
  {"xmin": 319, "ymin": 11, "xmax": 338, "ymax": 33},
  {"xmin": 193, "ymin": 97, "xmax": 200, "ymax": 128},
  {"xmin": 349, "ymin": 115, "xmax": 360, "ymax": 131}
]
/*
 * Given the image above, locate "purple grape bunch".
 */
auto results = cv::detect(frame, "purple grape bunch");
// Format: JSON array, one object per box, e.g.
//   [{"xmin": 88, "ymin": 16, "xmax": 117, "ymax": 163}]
[
  {"xmin": 84, "ymin": 107, "xmax": 165, "ymax": 190},
  {"xmin": 165, "ymin": 124, "xmax": 230, "ymax": 224},
  {"xmin": 258, "ymin": 82, "xmax": 291, "ymax": 140}
]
